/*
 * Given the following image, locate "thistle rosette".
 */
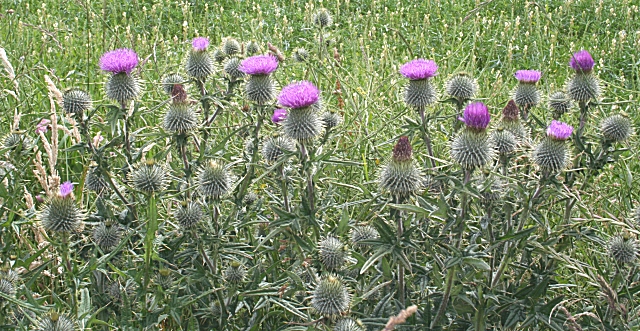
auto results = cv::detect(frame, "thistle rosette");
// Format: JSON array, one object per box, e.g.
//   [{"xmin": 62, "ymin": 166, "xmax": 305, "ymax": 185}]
[
  {"xmin": 533, "ymin": 120, "xmax": 573, "ymax": 174},
  {"xmin": 451, "ymin": 102, "xmax": 494, "ymax": 170},
  {"xmin": 378, "ymin": 136, "xmax": 423, "ymax": 196},
  {"xmin": 186, "ymin": 37, "xmax": 214, "ymax": 80},
  {"xmin": 513, "ymin": 70, "xmax": 541, "ymax": 115},
  {"xmin": 38, "ymin": 181, "xmax": 85, "ymax": 233},
  {"xmin": 100, "ymin": 48, "xmax": 140, "ymax": 104},
  {"xmin": 240, "ymin": 54, "xmax": 279, "ymax": 105},
  {"xmin": 400, "ymin": 59, "xmax": 438, "ymax": 108},
  {"xmin": 566, "ymin": 50, "xmax": 600, "ymax": 102},
  {"xmin": 279, "ymin": 81, "xmax": 323, "ymax": 142}
]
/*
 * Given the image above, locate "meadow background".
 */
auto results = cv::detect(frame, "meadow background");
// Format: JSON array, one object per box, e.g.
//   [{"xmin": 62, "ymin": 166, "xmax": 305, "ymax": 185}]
[{"xmin": 0, "ymin": 0, "xmax": 639, "ymax": 330}]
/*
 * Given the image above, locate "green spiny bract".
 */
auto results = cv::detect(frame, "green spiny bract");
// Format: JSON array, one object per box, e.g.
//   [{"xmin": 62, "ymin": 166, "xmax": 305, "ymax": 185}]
[
  {"xmin": 38, "ymin": 195, "xmax": 85, "ymax": 233},
  {"xmin": 608, "ymin": 236, "xmax": 637, "ymax": 264},
  {"xmin": 548, "ymin": 91, "xmax": 573, "ymax": 118},
  {"xmin": 313, "ymin": 8, "xmax": 333, "ymax": 28},
  {"xmin": 129, "ymin": 160, "xmax": 169, "ymax": 194},
  {"xmin": 3, "ymin": 132, "xmax": 31, "ymax": 151},
  {"xmin": 185, "ymin": 49, "xmax": 214, "ymax": 79},
  {"xmin": 222, "ymin": 37, "xmax": 242, "ymax": 56},
  {"xmin": 198, "ymin": 161, "xmax": 233, "ymax": 199},
  {"xmin": 224, "ymin": 262, "xmax": 247, "ymax": 284},
  {"xmin": 224, "ymin": 57, "xmax": 246, "ymax": 80},
  {"xmin": 92, "ymin": 222, "xmax": 122, "ymax": 252},
  {"xmin": 62, "ymin": 88, "xmax": 92, "ymax": 115},
  {"xmin": 37, "ymin": 313, "xmax": 76, "ymax": 331},
  {"xmin": 334, "ymin": 318, "xmax": 365, "ymax": 331},
  {"xmin": 298, "ymin": 266, "xmax": 319, "ymax": 284},
  {"xmin": 107, "ymin": 280, "xmax": 136, "ymax": 306},
  {"xmin": 513, "ymin": 83, "xmax": 540, "ymax": 109},
  {"xmin": 293, "ymin": 48, "xmax": 309, "ymax": 62},
  {"xmin": 451, "ymin": 130, "xmax": 494, "ymax": 170},
  {"xmin": 245, "ymin": 74, "xmax": 276, "ymax": 105},
  {"xmin": 2, "ymin": 270, "xmax": 19, "ymax": 284},
  {"xmin": 105, "ymin": 72, "xmax": 140, "ymax": 104},
  {"xmin": 318, "ymin": 236, "xmax": 346, "ymax": 270},
  {"xmin": 243, "ymin": 192, "xmax": 259, "ymax": 206},
  {"xmin": 311, "ymin": 275, "xmax": 350, "ymax": 318},
  {"xmin": 213, "ymin": 49, "xmax": 226, "ymax": 63},
  {"xmin": 350, "ymin": 225, "xmax": 379, "ymax": 247},
  {"xmin": 0, "ymin": 279, "xmax": 16, "ymax": 302},
  {"xmin": 283, "ymin": 106, "xmax": 323, "ymax": 142},
  {"xmin": 445, "ymin": 72, "xmax": 478, "ymax": 101},
  {"xmin": 262, "ymin": 136, "xmax": 295, "ymax": 163},
  {"xmin": 245, "ymin": 41, "xmax": 261, "ymax": 56},
  {"xmin": 161, "ymin": 73, "xmax": 187, "ymax": 95},
  {"xmin": 601, "ymin": 113, "xmax": 632, "ymax": 142},
  {"xmin": 490, "ymin": 128, "xmax": 517, "ymax": 156},
  {"xmin": 85, "ymin": 166, "xmax": 108, "ymax": 194},
  {"xmin": 566, "ymin": 73, "xmax": 600, "ymax": 102},
  {"xmin": 532, "ymin": 137, "xmax": 570, "ymax": 174},
  {"xmin": 174, "ymin": 201, "xmax": 203, "ymax": 228},
  {"xmin": 477, "ymin": 175, "xmax": 504, "ymax": 207},
  {"xmin": 163, "ymin": 103, "xmax": 199, "ymax": 133},
  {"xmin": 404, "ymin": 78, "xmax": 437, "ymax": 108},
  {"xmin": 321, "ymin": 112, "xmax": 342, "ymax": 130}
]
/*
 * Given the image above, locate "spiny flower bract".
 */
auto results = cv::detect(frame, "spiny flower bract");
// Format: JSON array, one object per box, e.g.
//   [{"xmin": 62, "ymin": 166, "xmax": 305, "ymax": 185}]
[
  {"xmin": 445, "ymin": 72, "xmax": 478, "ymax": 101},
  {"xmin": 85, "ymin": 166, "xmax": 108, "ymax": 194},
  {"xmin": 93, "ymin": 222, "xmax": 123, "ymax": 252},
  {"xmin": 129, "ymin": 161, "xmax": 169, "ymax": 194},
  {"xmin": 38, "ymin": 190, "xmax": 85, "ymax": 233},
  {"xmin": 451, "ymin": 130, "xmax": 494, "ymax": 170},
  {"xmin": 224, "ymin": 262, "xmax": 247, "ymax": 284},
  {"xmin": 548, "ymin": 91, "xmax": 573, "ymax": 118},
  {"xmin": 491, "ymin": 128, "xmax": 517, "ymax": 155},
  {"xmin": 318, "ymin": 236, "xmax": 346, "ymax": 270},
  {"xmin": 174, "ymin": 201, "xmax": 204, "ymax": 228},
  {"xmin": 222, "ymin": 37, "xmax": 241, "ymax": 56},
  {"xmin": 608, "ymin": 236, "xmax": 637, "ymax": 264},
  {"xmin": 334, "ymin": 317, "xmax": 365, "ymax": 331},
  {"xmin": 311, "ymin": 275, "xmax": 350, "ymax": 317},
  {"xmin": 186, "ymin": 44, "xmax": 214, "ymax": 79},
  {"xmin": 163, "ymin": 103, "xmax": 199, "ymax": 133},
  {"xmin": 62, "ymin": 89, "xmax": 92, "ymax": 115},
  {"xmin": 245, "ymin": 74, "xmax": 276, "ymax": 105},
  {"xmin": 566, "ymin": 72, "xmax": 600, "ymax": 102},
  {"xmin": 161, "ymin": 73, "xmax": 187, "ymax": 95},
  {"xmin": 262, "ymin": 136, "xmax": 295, "ymax": 163},
  {"xmin": 378, "ymin": 137, "xmax": 423, "ymax": 195},
  {"xmin": 313, "ymin": 8, "xmax": 333, "ymax": 28},
  {"xmin": 321, "ymin": 112, "xmax": 342, "ymax": 130},
  {"xmin": 198, "ymin": 161, "xmax": 233, "ymax": 199},
  {"xmin": 350, "ymin": 225, "xmax": 379, "ymax": 247},
  {"xmin": 105, "ymin": 72, "xmax": 140, "ymax": 103},
  {"xmin": 224, "ymin": 57, "xmax": 246, "ymax": 79},
  {"xmin": 37, "ymin": 313, "xmax": 77, "ymax": 331},
  {"xmin": 601, "ymin": 114, "xmax": 632, "ymax": 142}
]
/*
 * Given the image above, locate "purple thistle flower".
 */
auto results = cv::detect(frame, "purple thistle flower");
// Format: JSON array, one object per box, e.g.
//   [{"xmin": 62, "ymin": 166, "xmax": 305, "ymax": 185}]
[
  {"xmin": 239, "ymin": 55, "xmax": 279, "ymax": 75},
  {"xmin": 547, "ymin": 120, "xmax": 573, "ymax": 140},
  {"xmin": 514, "ymin": 70, "xmax": 541, "ymax": 83},
  {"xmin": 278, "ymin": 81, "xmax": 320, "ymax": 109},
  {"xmin": 60, "ymin": 181, "xmax": 74, "ymax": 198},
  {"xmin": 35, "ymin": 119, "xmax": 51, "ymax": 134},
  {"xmin": 99, "ymin": 48, "xmax": 138, "ymax": 74},
  {"xmin": 192, "ymin": 37, "xmax": 210, "ymax": 51},
  {"xmin": 459, "ymin": 102, "xmax": 490, "ymax": 130},
  {"xmin": 272, "ymin": 108, "xmax": 287, "ymax": 124},
  {"xmin": 569, "ymin": 50, "xmax": 595, "ymax": 72},
  {"xmin": 399, "ymin": 59, "xmax": 438, "ymax": 80}
]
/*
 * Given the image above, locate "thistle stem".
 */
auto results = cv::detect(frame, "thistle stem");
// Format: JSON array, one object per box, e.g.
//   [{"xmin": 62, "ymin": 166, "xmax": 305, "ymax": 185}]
[
  {"xmin": 393, "ymin": 194, "xmax": 406, "ymax": 306},
  {"xmin": 299, "ymin": 141, "xmax": 316, "ymax": 216},
  {"xmin": 419, "ymin": 107, "xmax": 437, "ymax": 168},
  {"xmin": 197, "ymin": 79, "xmax": 211, "ymax": 164},
  {"xmin": 192, "ymin": 229, "xmax": 216, "ymax": 274},
  {"xmin": 236, "ymin": 106, "xmax": 264, "ymax": 205},
  {"xmin": 143, "ymin": 193, "xmax": 158, "ymax": 289},
  {"xmin": 279, "ymin": 164, "xmax": 290, "ymax": 212},
  {"xmin": 61, "ymin": 235, "xmax": 77, "ymax": 315}
]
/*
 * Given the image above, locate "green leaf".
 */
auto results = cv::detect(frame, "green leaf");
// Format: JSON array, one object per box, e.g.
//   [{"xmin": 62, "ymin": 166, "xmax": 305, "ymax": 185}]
[{"xmin": 462, "ymin": 257, "xmax": 490, "ymax": 271}]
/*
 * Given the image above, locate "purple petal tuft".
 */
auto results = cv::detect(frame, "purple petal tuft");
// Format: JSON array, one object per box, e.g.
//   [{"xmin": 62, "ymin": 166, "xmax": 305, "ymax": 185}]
[
  {"xmin": 460, "ymin": 102, "xmax": 491, "ymax": 130},
  {"xmin": 514, "ymin": 70, "xmax": 541, "ymax": 83},
  {"xmin": 278, "ymin": 81, "xmax": 320, "ymax": 109},
  {"xmin": 60, "ymin": 181, "xmax": 74, "ymax": 198},
  {"xmin": 399, "ymin": 59, "xmax": 438, "ymax": 80},
  {"xmin": 547, "ymin": 120, "xmax": 573, "ymax": 140},
  {"xmin": 569, "ymin": 50, "xmax": 595, "ymax": 72},
  {"xmin": 271, "ymin": 108, "xmax": 287, "ymax": 124},
  {"xmin": 192, "ymin": 37, "xmax": 210, "ymax": 51},
  {"xmin": 239, "ymin": 55, "xmax": 279, "ymax": 75},
  {"xmin": 99, "ymin": 48, "xmax": 139, "ymax": 74}
]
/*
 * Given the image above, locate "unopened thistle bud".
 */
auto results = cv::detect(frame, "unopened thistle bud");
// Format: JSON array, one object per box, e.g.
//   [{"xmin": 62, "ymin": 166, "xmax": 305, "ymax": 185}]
[
  {"xmin": 245, "ymin": 40, "xmax": 261, "ymax": 56},
  {"xmin": 279, "ymin": 81, "xmax": 323, "ymax": 142},
  {"xmin": 239, "ymin": 55, "xmax": 279, "ymax": 105},
  {"xmin": 186, "ymin": 37, "xmax": 214, "ymax": 80},
  {"xmin": 608, "ymin": 235, "xmax": 638, "ymax": 264},
  {"xmin": 313, "ymin": 8, "xmax": 333, "ymax": 28},
  {"xmin": 224, "ymin": 262, "xmax": 247, "ymax": 284},
  {"xmin": 129, "ymin": 160, "xmax": 169, "ymax": 194},
  {"xmin": 100, "ymin": 48, "xmax": 140, "ymax": 104},
  {"xmin": 445, "ymin": 72, "xmax": 478, "ymax": 102},
  {"xmin": 601, "ymin": 113, "xmax": 632, "ymax": 142},
  {"xmin": 163, "ymin": 102, "xmax": 199, "ymax": 133},
  {"xmin": 93, "ymin": 222, "xmax": 122, "ymax": 252},
  {"xmin": 513, "ymin": 70, "xmax": 541, "ymax": 111},
  {"xmin": 500, "ymin": 100, "xmax": 529, "ymax": 144},
  {"xmin": 311, "ymin": 275, "xmax": 350, "ymax": 317},
  {"xmin": 174, "ymin": 201, "xmax": 204, "ymax": 228},
  {"xmin": 400, "ymin": 59, "xmax": 438, "ymax": 108},
  {"xmin": 491, "ymin": 127, "xmax": 517, "ymax": 156},
  {"xmin": 198, "ymin": 160, "xmax": 233, "ymax": 199},
  {"xmin": 155, "ymin": 268, "xmax": 173, "ymax": 289},
  {"xmin": 379, "ymin": 136, "xmax": 423, "ymax": 195},
  {"xmin": 321, "ymin": 112, "xmax": 342, "ymax": 130},
  {"xmin": 62, "ymin": 89, "xmax": 92, "ymax": 116},
  {"xmin": 85, "ymin": 166, "xmax": 108, "ymax": 194},
  {"xmin": 161, "ymin": 73, "xmax": 187, "ymax": 95},
  {"xmin": 38, "ymin": 181, "xmax": 84, "ymax": 233},
  {"xmin": 213, "ymin": 48, "xmax": 226, "ymax": 63},
  {"xmin": 0, "ymin": 279, "xmax": 16, "ymax": 302},
  {"xmin": 224, "ymin": 57, "xmax": 245, "ymax": 80},
  {"xmin": 222, "ymin": 37, "xmax": 241, "ymax": 57},
  {"xmin": 451, "ymin": 103, "xmax": 494, "ymax": 170},
  {"xmin": 566, "ymin": 50, "xmax": 600, "ymax": 102},
  {"xmin": 318, "ymin": 236, "xmax": 346, "ymax": 270},
  {"xmin": 533, "ymin": 120, "xmax": 573, "ymax": 174},
  {"xmin": 334, "ymin": 318, "xmax": 365, "ymax": 331},
  {"xmin": 262, "ymin": 136, "xmax": 295, "ymax": 163},
  {"xmin": 548, "ymin": 91, "xmax": 573, "ymax": 119},
  {"xmin": 3, "ymin": 132, "xmax": 30, "ymax": 151},
  {"xmin": 37, "ymin": 313, "xmax": 76, "ymax": 331},
  {"xmin": 350, "ymin": 225, "xmax": 379, "ymax": 247}
]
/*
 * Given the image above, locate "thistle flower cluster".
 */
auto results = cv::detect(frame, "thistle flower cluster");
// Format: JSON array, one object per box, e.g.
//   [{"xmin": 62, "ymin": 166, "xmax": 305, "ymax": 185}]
[
  {"xmin": 451, "ymin": 102, "xmax": 494, "ymax": 170},
  {"xmin": 400, "ymin": 59, "xmax": 438, "ymax": 108},
  {"xmin": 279, "ymin": 81, "xmax": 324, "ymax": 142}
]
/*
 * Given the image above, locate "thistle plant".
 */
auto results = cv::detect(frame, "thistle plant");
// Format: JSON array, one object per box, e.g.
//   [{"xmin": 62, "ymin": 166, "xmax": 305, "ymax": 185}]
[
  {"xmin": 311, "ymin": 275, "xmax": 350, "ymax": 318},
  {"xmin": 548, "ymin": 91, "xmax": 573, "ymax": 119},
  {"xmin": 451, "ymin": 102, "xmax": 494, "ymax": 171},
  {"xmin": 533, "ymin": 120, "xmax": 573, "ymax": 176},
  {"xmin": 62, "ymin": 88, "xmax": 92, "ymax": 117},
  {"xmin": 566, "ymin": 50, "xmax": 600, "ymax": 136}
]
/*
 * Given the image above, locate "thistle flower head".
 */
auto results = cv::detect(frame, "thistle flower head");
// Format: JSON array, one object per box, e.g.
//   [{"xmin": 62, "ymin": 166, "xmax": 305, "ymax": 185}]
[
  {"xmin": 161, "ymin": 73, "xmax": 186, "ymax": 95},
  {"xmin": 93, "ymin": 222, "xmax": 122, "ymax": 252},
  {"xmin": 293, "ymin": 48, "xmax": 309, "ymax": 62},
  {"xmin": 239, "ymin": 54, "xmax": 279, "ymax": 76},
  {"xmin": 311, "ymin": 275, "xmax": 350, "ymax": 317},
  {"xmin": 62, "ymin": 89, "xmax": 92, "ymax": 115},
  {"xmin": 321, "ymin": 112, "xmax": 342, "ymax": 130},
  {"xmin": 129, "ymin": 161, "xmax": 169, "ymax": 194},
  {"xmin": 99, "ymin": 48, "xmax": 138, "ymax": 74},
  {"xmin": 350, "ymin": 225, "xmax": 379, "ymax": 247},
  {"xmin": 392, "ymin": 136, "xmax": 412, "ymax": 162},
  {"xmin": 278, "ymin": 81, "xmax": 320, "ymax": 109},
  {"xmin": 224, "ymin": 262, "xmax": 247, "ymax": 284},
  {"xmin": 174, "ymin": 201, "xmax": 204, "ymax": 228},
  {"xmin": 37, "ymin": 313, "xmax": 76, "ymax": 331},
  {"xmin": 318, "ymin": 236, "xmax": 346, "ymax": 270},
  {"xmin": 546, "ymin": 120, "xmax": 573, "ymax": 140},
  {"xmin": 460, "ymin": 102, "xmax": 490, "ymax": 130},
  {"xmin": 313, "ymin": 8, "xmax": 333, "ymax": 28},
  {"xmin": 601, "ymin": 114, "xmax": 633, "ymax": 142},
  {"xmin": 198, "ymin": 161, "xmax": 233, "ymax": 199},
  {"xmin": 38, "ymin": 195, "xmax": 85, "ymax": 233},
  {"xmin": 35, "ymin": 119, "xmax": 50, "ymax": 134},
  {"xmin": 272, "ymin": 108, "xmax": 287, "ymax": 124},
  {"xmin": 245, "ymin": 41, "xmax": 261, "ymax": 55},
  {"xmin": 514, "ymin": 70, "xmax": 541, "ymax": 84},
  {"xmin": 334, "ymin": 318, "xmax": 365, "ymax": 331},
  {"xmin": 445, "ymin": 72, "xmax": 478, "ymax": 100},
  {"xmin": 59, "ymin": 181, "xmax": 73, "ymax": 198},
  {"xmin": 608, "ymin": 236, "xmax": 637, "ymax": 264},
  {"xmin": 192, "ymin": 37, "xmax": 209, "ymax": 51},
  {"xmin": 399, "ymin": 59, "xmax": 438, "ymax": 80},
  {"xmin": 548, "ymin": 91, "xmax": 573, "ymax": 118},
  {"xmin": 569, "ymin": 50, "xmax": 595, "ymax": 72},
  {"xmin": 262, "ymin": 136, "xmax": 295, "ymax": 163},
  {"xmin": 222, "ymin": 37, "xmax": 241, "ymax": 56}
]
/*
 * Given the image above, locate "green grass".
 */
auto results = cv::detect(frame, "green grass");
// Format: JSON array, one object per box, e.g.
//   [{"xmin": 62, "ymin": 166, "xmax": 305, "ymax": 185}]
[{"xmin": 0, "ymin": 0, "xmax": 639, "ymax": 330}]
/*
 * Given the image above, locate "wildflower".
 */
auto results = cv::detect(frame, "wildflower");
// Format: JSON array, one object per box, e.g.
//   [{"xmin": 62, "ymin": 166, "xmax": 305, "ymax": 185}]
[
  {"xmin": 35, "ymin": 119, "xmax": 51, "ymax": 134},
  {"xmin": 62, "ymin": 89, "xmax": 92, "ymax": 115},
  {"xmin": 240, "ymin": 55, "xmax": 279, "ymax": 105},
  {"xmin": 513, "ymin": 70, "xmax": 541, "ymax": 112},
  {"xmin": 311, "ymin": 275, "xmax": 350, "ymax": 317},
  {"xmin": 533, "ymin": 121, "xmax": 573, "ymax": 174},
  {"xmin": 186, "ymin": 37, "xmax": 214, "ymax": 79},
  {"xmin": 100, "ymin": 48, "xmax": 140, "ymax": 104},
  {"xmin": 566, "ymin": 50, "xmax": 600, "ymax": 102},
  {"xmin": 451, "ymin": 102, "xmax": 494, "ymax": 170},
  {"xmin": 278, "ymin": 81, "xmax": 320, "ymax": 109},
  {"xmin": 271, "ymin": 108, "xmax": 287, "ymax": 124}
]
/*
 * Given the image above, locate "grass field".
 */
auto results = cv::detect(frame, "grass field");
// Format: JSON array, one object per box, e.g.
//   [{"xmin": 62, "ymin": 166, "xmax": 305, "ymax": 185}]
[{"xmin": 0, "ymin": 0, "xmax": 639, "ymax": 330}]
